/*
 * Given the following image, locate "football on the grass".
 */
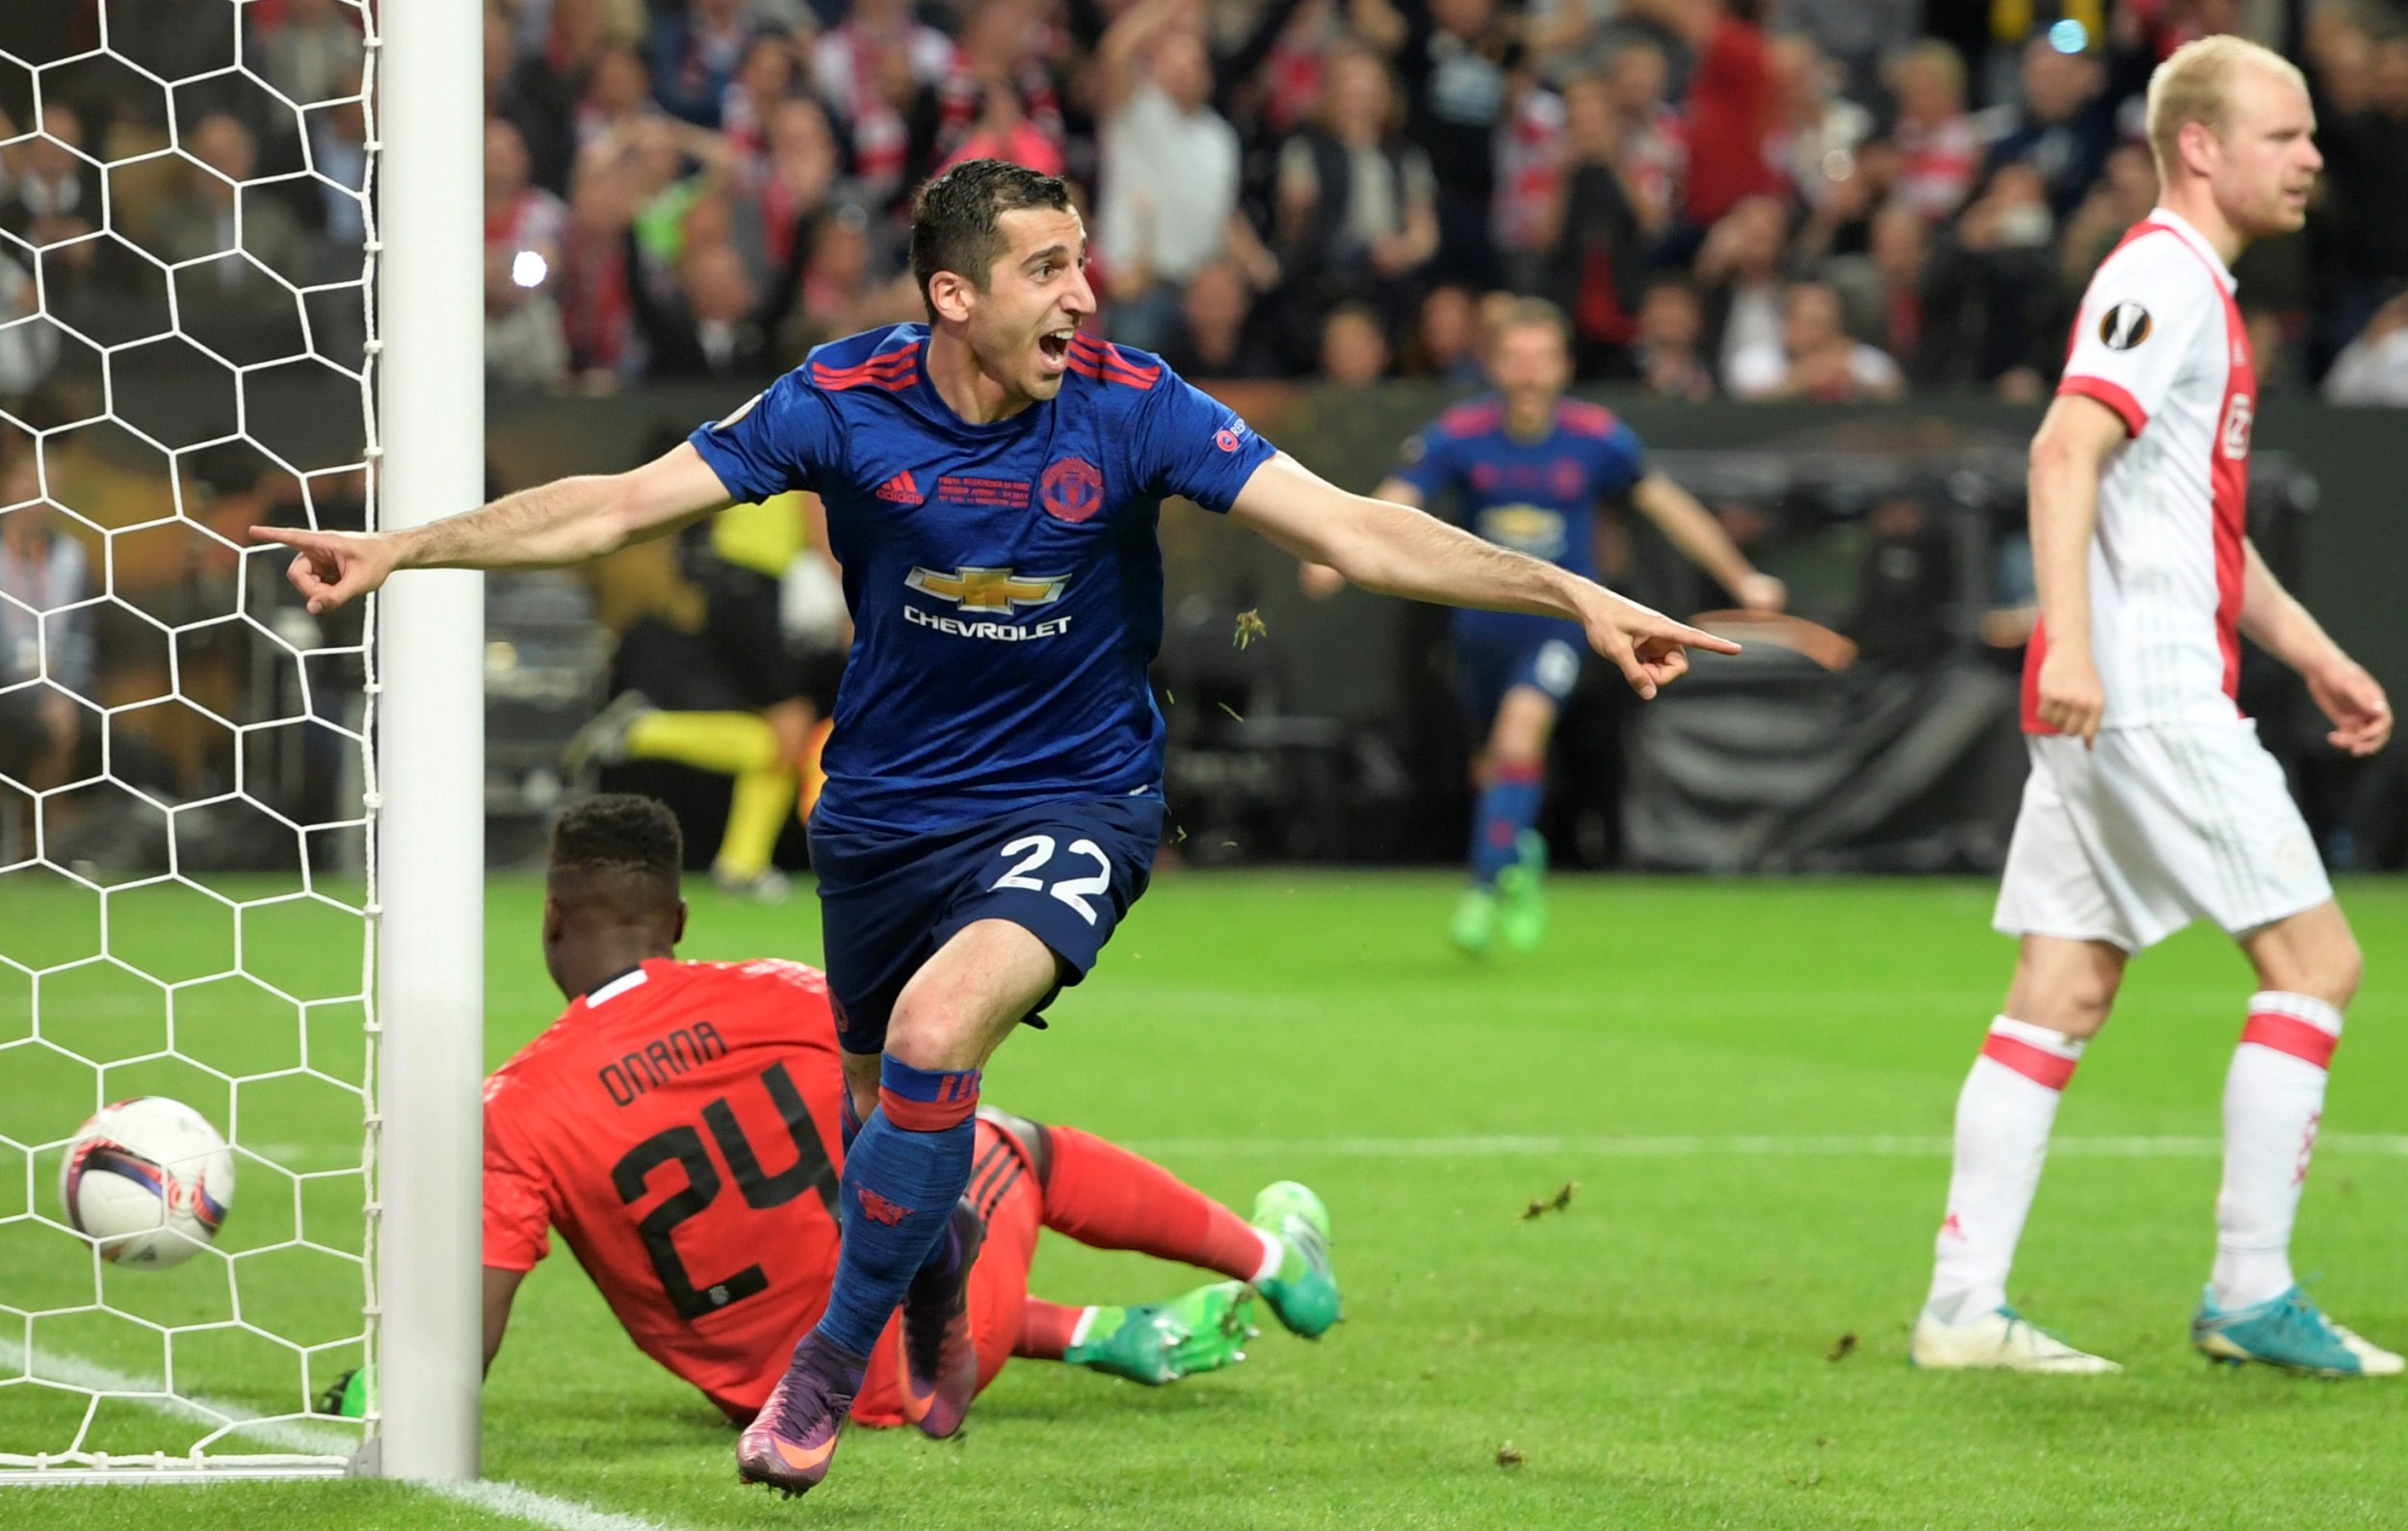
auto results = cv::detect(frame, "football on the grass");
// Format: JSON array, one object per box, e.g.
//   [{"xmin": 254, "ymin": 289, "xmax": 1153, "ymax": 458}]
[{"xmin": 59, "ymin": 1097, "xmax": 235, "ymax": 1269}]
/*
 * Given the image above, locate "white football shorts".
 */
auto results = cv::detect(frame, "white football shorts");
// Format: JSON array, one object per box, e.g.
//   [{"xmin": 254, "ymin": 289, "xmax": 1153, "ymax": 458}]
[{"xmin": 1993, "ymin": 717, "xmax": 2332, "ymax": 952}]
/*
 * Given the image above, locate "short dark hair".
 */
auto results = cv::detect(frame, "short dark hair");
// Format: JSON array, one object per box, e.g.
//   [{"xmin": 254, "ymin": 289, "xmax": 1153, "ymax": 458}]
[
  {"xmin": 548, "ymin": 794, "xmax": 682, "ymax": 915},
  {"xmin": 908, "ymin": 159, "xmax": 1075, "ymax": 316}
]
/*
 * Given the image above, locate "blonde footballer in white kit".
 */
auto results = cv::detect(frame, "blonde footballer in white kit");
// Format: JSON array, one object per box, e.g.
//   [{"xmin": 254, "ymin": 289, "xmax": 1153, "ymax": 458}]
[{"xmin": 1913, "ymin": 37, "xmax": 2401, "ymax": 1377}]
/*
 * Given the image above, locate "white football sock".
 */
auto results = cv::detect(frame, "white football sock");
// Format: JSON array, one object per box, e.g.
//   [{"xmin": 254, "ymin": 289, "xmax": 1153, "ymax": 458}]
[
  {"xmin": 1925, "ymin": 1017, "xmax": 2084, "ymax": 1327},
  {"xmin": 2211, "ymin": 991, "xmax": 2342, "ymax": 1312},
  {"xmin": 1250, "ymin": 1227, "xmax": 1286, "ymax": 1285}
]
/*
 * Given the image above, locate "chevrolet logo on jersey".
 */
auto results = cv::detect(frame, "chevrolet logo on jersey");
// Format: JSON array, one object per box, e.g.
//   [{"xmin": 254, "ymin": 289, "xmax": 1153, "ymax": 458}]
[
  {"xmin": 1475, "ymin": 505, "xmax": 1568, "ymax": 561},
  {"xmin": 906, "ymin": 566, "xmax": 1068, "ymax": 613}
]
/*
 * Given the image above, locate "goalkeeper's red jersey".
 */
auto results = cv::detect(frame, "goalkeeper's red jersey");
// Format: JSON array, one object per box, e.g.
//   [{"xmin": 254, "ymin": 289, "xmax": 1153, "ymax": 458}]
[{"xmin": 483, "ymin": 958, "xmax": 848, "ymax": 1413}]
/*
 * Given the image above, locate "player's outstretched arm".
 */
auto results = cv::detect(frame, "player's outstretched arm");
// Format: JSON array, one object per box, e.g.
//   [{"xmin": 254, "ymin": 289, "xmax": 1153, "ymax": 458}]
[
  {"xmin": 2026, "ymin": 395, "xmax": 2126, "ymax": 746},
  {"xmin": 484, "ymin": 1264, "xmax": 527, "ymax": 1374},
  {"xmin": 249, "ymin": 443, "xmax": 736, "ymax": 615},
  {"xmin": 1627, "ymin": 472, "xmax": 1785, "ymax": 613},
  {"xmin": 1296, "ymin": 476, "xmax": 1421, "ymax": 599},
  {"xmin": 2240, "ymin": 539, "xmax": 2393, "ymax": 756},
  {"xmin": 1231, "ymin": 453, "xmax": 1739, "ymax": 698}
]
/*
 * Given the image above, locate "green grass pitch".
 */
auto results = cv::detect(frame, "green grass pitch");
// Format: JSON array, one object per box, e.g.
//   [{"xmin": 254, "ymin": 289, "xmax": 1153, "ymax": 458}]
[{"xmin": 3, "ymin": 871, "xmax": 2405, "ymax": 1528}]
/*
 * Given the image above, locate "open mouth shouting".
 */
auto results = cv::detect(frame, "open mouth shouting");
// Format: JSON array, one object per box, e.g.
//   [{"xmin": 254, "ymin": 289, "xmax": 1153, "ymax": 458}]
[{"xmin": 1037, "ymin": 327, "xmax": 1076, "ymax": 373}]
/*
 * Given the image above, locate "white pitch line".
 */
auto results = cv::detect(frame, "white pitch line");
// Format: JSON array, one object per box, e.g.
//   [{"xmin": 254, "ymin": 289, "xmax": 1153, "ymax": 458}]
[
  {"xmin": 0, "ymin": 1339, "xmax": 676, "ymax": 1531},
  {"xmin": 1125, "ymin": 1132, "xmax": 2408, "ymax": 1158}
]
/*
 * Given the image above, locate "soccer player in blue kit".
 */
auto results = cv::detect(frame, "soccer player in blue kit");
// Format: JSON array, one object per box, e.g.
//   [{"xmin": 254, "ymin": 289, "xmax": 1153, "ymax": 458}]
[
  {"xmin": 254, "ymin": 163, "xmax": 1738, "ymax": 1496},
  {"xmin": 1305, "ymin": 299, "xmax": 1783, "ymax": 954}
]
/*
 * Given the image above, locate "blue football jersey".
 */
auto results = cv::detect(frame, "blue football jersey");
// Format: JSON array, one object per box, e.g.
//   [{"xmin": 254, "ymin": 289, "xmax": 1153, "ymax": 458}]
[
  {"xmin": 689, "ymin": 324, "xmax": 1276, "ymax": 832},
  {"xmin": 1393, "ymin": 397, "xmax": 1646, "ymax": 646}
]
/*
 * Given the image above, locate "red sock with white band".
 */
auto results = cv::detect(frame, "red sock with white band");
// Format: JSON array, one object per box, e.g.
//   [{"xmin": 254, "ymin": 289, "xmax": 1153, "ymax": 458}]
[
  {"xmin": 1924, "ymin": 1017, "xmax": 2085, "ymax": 1326},
  {"xmin": 2211, "ymin": 991, "xmax": 2342, "ymax": 1311}
]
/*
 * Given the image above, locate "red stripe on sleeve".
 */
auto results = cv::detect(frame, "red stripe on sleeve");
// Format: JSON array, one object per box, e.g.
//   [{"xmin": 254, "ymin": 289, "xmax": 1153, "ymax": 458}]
[
  {"xmin": 1980, "ymin": 1032, "xmax": 2078, "ymax": 1091},
  {"xmin": 2240, "ymin": 1012, "xmax": 2339, "ymax": 1070},
  {"xmin": 2056, "ymin": 375, "xmax": 2146, "ymax": 436}
]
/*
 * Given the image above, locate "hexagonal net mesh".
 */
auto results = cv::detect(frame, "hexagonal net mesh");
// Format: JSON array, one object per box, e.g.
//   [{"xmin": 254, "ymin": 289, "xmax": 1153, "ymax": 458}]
[{"xmin": 0, "ymin": 0, "xmax": 381, "ymax": 1475}]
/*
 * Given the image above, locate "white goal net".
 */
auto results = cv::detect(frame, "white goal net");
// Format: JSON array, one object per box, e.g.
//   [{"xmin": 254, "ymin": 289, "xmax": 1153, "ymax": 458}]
[{"xmin": 0, "ymin": 0, "xmax": 382, "ymax": 1477}]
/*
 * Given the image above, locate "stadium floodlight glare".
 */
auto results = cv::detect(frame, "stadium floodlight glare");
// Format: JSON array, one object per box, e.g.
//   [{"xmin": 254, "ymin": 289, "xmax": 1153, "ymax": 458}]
[
  {"xmin": 0, "ymin": 0, "xmax": 484, "ymax": 1486},
  {"xmin": 510, "ymin": 249, "xmax": 548, "ymax": 290}
]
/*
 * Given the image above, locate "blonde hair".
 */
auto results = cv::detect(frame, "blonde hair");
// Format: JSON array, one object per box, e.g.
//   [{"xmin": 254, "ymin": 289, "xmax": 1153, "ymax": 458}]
[{"xmin": 2145, "ymin": 35, "xmax": 2309, "ymax": 181}]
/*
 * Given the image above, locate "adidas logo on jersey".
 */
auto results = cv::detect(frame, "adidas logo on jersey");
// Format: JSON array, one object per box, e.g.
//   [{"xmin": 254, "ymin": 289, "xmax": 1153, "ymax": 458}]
[{"xmin": 876, "ymin": 471, "xmax": 924, "ymax": 505}]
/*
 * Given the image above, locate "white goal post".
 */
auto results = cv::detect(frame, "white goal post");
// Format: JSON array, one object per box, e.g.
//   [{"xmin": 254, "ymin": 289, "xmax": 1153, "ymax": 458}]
[
  {"xmin": 373, "ymin": 0, "xmax": 485, "ymax": 1486},
  {"xmin": 0, "ymin": 0, "xmax": 484, "ymax": 1485}
]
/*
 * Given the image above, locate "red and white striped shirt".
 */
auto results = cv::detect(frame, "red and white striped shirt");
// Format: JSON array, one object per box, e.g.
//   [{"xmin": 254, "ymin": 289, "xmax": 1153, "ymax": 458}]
[{"xmin": 2028, "ymin": 207, "xmax": 2253, "ymax": 735}]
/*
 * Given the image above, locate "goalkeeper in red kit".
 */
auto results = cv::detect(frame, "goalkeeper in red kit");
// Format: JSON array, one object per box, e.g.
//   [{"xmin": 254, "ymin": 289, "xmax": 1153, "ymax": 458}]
[{"xmin": 475, "ymin": 795, "xmax": 1340, "ymax": 1428}]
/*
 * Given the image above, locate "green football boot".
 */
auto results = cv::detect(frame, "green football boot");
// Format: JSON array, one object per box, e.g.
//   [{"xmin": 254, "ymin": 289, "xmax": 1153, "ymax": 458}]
[
  {"xmin": 1496, "ymin": 830, "xmax": 1548, "ymax": 952},
  {"xmin": 1062, "ymin": 1304, "xmax": 1190, "ymax": 1386},
  {"xmin": 2192, "ymin": 1285, "xmax": 2404, "ymax": 1377},
  {"xmin": 1249, "ymin": 1181, "xmax": 1341, "ymax": 1338},
  {"xmin": 1161, "ymin": 1281, "xmax": 1258, "ymax": 1377},
  {"xmin": 1450, "ymin": 886, "xmax": 1499, "ymax": 955}
]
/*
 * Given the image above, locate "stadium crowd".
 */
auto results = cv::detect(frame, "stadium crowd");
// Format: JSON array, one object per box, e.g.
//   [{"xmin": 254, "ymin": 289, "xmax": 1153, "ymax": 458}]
[{"xmin": 4, "ymin": 0, "xmax": 2408, "ymax": 402}]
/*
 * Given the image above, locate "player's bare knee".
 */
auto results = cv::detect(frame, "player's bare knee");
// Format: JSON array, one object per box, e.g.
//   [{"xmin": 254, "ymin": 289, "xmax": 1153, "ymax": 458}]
[
  {"xmin": 2257, "ymin": 931, "xmax": 2361, "ymax": 1010},
  {"xmin": 2005, "ymin": 942, "xmax": 2124, "ymax": 1038}
]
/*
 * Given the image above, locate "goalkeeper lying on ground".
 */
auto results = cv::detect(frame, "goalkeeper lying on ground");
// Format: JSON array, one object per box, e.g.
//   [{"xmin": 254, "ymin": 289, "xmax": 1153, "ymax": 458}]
[{"xmin": 456, "ymin": 794, "xmax": 1339, "ymax": 1429}]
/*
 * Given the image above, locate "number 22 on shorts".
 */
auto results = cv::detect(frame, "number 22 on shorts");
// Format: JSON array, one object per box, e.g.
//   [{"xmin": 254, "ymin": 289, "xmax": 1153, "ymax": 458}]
[{"xmin": 991, "ymin": 835, "xmax": 1112, "ymax": 924}]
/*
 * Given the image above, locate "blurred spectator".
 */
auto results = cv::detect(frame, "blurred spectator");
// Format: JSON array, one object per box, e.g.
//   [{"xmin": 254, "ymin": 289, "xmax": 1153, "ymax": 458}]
[
  {"xmin": 1692, "ymin": 193, "xmax": 1788, "ymax": 385},
  {"xmin": 1766, "ymin": 37, "xmax": 1872, "ymax": 213},
  {"xmin": 1491, "ymin": 70, "xmax": 1566, "ymax": 295},
  {"xmin": 1393, "ymin": 0, "xmax": 1519, "ymax": 285},
  {"xmin": 1923, "ymin": 160, "xmax": 2058, "ymax": 390},
  {"xmin": 649, "ymin": 0, "xmax": 760, "ymax": 129},
  {"xmin": 0, "ymin": 455, "xmax": 91, "ymax": 791},
  {"xmin": 1666, "ymin": 0, "xmax": 1782, "ymax": 228},
  {"xmin": 791, "ymin": 202, "xmax": 903, "ymax": 350},
  {"xmin": 149, "ymin": 115, "xmax": 308, "ymax": 305},
  {"xmin": 1540, "ymin": 70, "xmax": 1648, "ymax": 375},
  {"xmin": 2057, "ymin": 140, "xmax": 2158, "ymax": 284},
  {"xmin": 1604, "ymin": 39, "xmax": 1684, "ymax": 233},
  {"xmin": 1727, "ymin": 279, "xmax": 1902, "ymax": 401},
  {"xmin": 2311, "ymin": 31, "xmax": 2408, "ymax": 369},
  {"xmin": 721, "ymin": 35, "xmax": 799, "ymax": 165},
  {"xmin": 1632, "ymin": 275, "xmax": 1715, "ymax": 401},
  {"xmin": 921, "ymin": 0, "xmax": 1068, "ymax": 180},
  {"xmin": 1, "ymin": 104, "xmax": 101, "ymax": 259},
  {"xmin": 486, "ymin": 6, "xmax": 579, "ymax": 197},
  {"xmin": 812, "ymin": 0, "xmax": 956, "ymax": 129},
  {"xmin": 259, "ymin": 0, "xmax": 365, "ymax": 107},
  {"xmin": 309, "ymin": 74, "xmax": 371, "ymax": 247},
  {"xmin": 1275, "ymin": 39, "xmax": 1439, "ymax": 337},
  {"xmin": 1158, "ymin": 258, "xmax": 1285, "ymax": 378},
  {"xmin": 556, "ymin": 161, "xmax": 642, "ymax": 379},
  {"xmin": 0, "ymin": 254, "xmax": 57, "ymax": 400},
  {"xmin": 1093, "ymin": 0, "xmax": 1264, "ymax": 352},
  {"xmin": 486, "ymin": 247, "xmax": 572, "ymax": 390},
  {"xmin": 1889, "ymin": 39, "xmax": 1979, "ymax": 222},
  {"xmin": 577, "ymin": 45, "xmax": 658, "ymax": 153},
  {"xmin": 1772, "ymin": 0, "xmax": 1916, "ymax": 105},
  {"xmin": 631, "ymin": 239, "xmax": 779, "ymax": 378},
  {"xmin": 1853, "ymin": 200, "xmax": 1933, "ymax": 380},
  {"xmin": 1401, "ymin": 282, "xmax": 1484, "ymax": 382},
  {"xmin": 1977, "ymin": 36, "xmax": 2113, "ymax": 221},
  {"xmin": 739, "ymin": 97, "xmax": 843, "ymax": 272},
  {"xmin": 2324, "ymin": 293, "xmax": 2408, "ymax": 406},
  {"xmin": 486, "ymin": 119, "xmax": 569, "ymax": 276},
  {"xmin": 1319, "ymin": 299, "xmax": 1393, "ymax": 384}
]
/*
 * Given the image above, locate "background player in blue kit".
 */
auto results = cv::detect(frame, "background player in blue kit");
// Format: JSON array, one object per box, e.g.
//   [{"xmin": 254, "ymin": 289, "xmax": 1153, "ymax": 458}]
[
  {"xmin": 1304, "ymin": 300, "xmax": 1785, "ymax": 955},
  {"xmin": 252, "ymin": 162, "xmax": 1739, "ymax": 1496}
]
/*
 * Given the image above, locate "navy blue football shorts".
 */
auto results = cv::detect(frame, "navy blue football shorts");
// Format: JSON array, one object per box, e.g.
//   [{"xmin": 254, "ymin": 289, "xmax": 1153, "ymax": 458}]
[
  {"xmin": 809, "ymin": 794, "xmax": 1165, "ymax": 1055},
  {"xmin": 1453, "ymin": 627, "xmax": 1586, "ymax": 728}
]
